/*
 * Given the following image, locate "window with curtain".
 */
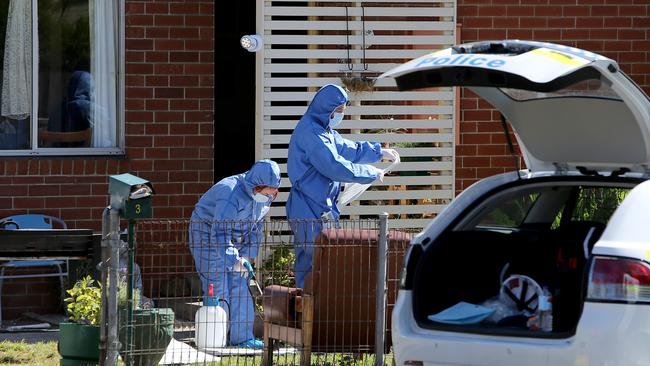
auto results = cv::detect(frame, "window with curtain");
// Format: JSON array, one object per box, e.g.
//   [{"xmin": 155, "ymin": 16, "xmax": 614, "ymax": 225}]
[{"xmin": 0, "ymin": 0, "xmax": 121, "ymax": 155}]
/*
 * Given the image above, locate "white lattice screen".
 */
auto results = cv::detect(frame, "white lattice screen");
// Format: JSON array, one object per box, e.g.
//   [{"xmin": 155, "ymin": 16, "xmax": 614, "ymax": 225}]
[{"xmin": 256, "ymin": 0, "xmax": 457, "ymax": 230}]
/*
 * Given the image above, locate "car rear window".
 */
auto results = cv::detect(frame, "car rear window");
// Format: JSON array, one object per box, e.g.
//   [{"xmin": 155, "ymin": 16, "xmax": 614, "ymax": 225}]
[
  {"xmin": 571, "ymin": 187, "xmax": 630, "ymax": 224},
  {"xmin": 476, "ymin": 192, "xmax": 541, "ymax": 228},
  {"xmin": 474, "ymin": 185, "xmax": 632, "ymax": 231}
]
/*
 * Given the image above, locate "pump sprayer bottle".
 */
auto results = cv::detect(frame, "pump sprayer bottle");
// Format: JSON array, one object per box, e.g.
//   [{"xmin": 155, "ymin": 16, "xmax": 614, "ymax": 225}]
[
  {"xmin": 540, "ymin": 286, "xmax": 553, "ymax": 332},
  {"xmin": 195, "ymin": 283, "xmax": 227, "ymax": 350}
]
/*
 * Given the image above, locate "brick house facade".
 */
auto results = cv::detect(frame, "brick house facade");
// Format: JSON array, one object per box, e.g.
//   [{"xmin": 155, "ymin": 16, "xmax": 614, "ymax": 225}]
[
  {"xmin": 1, "ymin": 0, "xmax": 215, "ymax": 320},
  {"xmin": 1, "ymin": 0, "xmax": 649, "ymax": 319}
]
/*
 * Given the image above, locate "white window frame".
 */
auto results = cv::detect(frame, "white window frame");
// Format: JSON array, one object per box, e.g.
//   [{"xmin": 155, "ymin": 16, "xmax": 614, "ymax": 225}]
[{"xmin": 0, "ymin": 0, "xmax": 125, "ymax": 157}]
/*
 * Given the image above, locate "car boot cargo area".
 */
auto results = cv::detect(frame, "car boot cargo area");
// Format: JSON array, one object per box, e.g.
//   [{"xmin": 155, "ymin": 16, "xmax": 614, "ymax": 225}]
[{"xmin": 412, "ymin": 182, "xmax": 633, "ymax": 338}]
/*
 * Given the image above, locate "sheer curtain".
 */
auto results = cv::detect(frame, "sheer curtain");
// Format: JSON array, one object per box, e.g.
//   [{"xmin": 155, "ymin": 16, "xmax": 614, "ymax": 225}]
[
  {"xmin": 1, "ymin": 0, "xmax": 32, "ymax": 120},
  {"xmin": 90, "ymin": 0, "xmax": 117, "ymax": 147}
]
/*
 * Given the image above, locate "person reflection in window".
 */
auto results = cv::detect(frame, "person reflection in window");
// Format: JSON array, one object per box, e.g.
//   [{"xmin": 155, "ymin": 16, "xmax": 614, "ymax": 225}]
[{"xmin": 47, "ymin": 71, "xmax": 93, "ymax": 147}]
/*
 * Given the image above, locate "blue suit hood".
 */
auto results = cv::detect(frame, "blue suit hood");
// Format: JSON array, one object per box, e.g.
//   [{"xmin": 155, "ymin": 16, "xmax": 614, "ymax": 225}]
[
  {"xmin": 242, "ymin": 159, "xmax": 281, "ymax": 196},
  {"xmin": 304, "ymin": 84, "xmax": 348, "ymax": 129}
]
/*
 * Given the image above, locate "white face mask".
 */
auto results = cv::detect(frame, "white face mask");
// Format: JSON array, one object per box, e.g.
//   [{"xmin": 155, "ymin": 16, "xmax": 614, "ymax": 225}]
[
  {"xmin": 329, "ymin": 112, "xmax": 344, "ymax": 129},
  {"xmin": 253, "ymin": 192, "xmax": 270, "ymax": 203}
]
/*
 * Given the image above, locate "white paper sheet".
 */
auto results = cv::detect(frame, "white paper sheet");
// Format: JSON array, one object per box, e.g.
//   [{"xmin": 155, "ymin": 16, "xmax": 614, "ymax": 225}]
[
  {"xmin": 337, "ymin": 161, "xmax": 400, "ymax": 210},
  {"xmin": 159, "ymin": 338, "xmax": 220, "ymax": 364}
]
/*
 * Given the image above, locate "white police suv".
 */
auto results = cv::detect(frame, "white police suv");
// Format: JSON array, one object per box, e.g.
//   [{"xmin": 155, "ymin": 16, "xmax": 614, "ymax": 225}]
[{"xmin": 381, "ymin": 40, "xmax": 650, "ymax": 366}]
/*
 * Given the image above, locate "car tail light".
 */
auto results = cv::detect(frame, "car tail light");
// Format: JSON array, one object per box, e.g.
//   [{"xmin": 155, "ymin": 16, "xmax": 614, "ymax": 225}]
[{"xmin": 588, "ymin": 256, "xmax": 650, "ymax": 303}]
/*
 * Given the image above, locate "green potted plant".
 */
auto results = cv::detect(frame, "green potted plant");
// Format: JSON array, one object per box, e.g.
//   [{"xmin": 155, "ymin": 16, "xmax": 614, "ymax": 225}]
[
  {"xmin": 59, "ymin": 275, "xmax": 101, "ymax": 365},
  {"xmin": 118, "ymin": 281, "xmax": 174, "ymax": 366}
]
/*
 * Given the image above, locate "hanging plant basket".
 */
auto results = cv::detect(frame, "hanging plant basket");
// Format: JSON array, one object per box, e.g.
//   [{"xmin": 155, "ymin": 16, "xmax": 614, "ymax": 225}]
[{"xmin": 340, "ymin": 75, "xmax": 376, "ymax": 92}]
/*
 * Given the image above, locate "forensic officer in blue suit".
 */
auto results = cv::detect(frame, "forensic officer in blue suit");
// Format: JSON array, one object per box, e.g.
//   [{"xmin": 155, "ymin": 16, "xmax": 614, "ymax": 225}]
[
  {"xmin": 189, "ymin": 159, "xmax": 281, "ymax": 349},
  {"xmin": 287, "ymin": 84, "xmax": 399, "ymax": 288}
]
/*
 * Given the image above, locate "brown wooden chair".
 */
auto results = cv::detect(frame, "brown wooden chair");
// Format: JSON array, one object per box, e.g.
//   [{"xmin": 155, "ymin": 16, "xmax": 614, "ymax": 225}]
[
  {"xmin": 262, "ymin": 228, "xmax": 412, "ymax": 365},
  {"xmin": 38, "ymin": 128, "xmax": 92, "ymax": 147},
  {"xmin": 263, "ymin": 286, "xmax": 313, "ymax": 366}
]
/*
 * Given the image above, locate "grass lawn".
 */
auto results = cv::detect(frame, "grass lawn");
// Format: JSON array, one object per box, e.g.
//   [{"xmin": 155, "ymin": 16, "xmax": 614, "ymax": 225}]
[
  {"xmin": 0, "ymin": 341, "xmax": 59, "ymax": 366},
  {"xmin": 214, "ymin": 353, "xmax": 391, "ymax": 365},
  {"xmin": 0, "ymin": 340, "xmax": 392, "ymax": 366}
]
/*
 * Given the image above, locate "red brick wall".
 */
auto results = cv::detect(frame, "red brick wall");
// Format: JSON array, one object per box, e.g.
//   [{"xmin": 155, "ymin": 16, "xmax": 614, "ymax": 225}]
[
  {"xmin": 456, "ymin": 0, "xmax": 650, "ymax": 193},
  {"xmin": 1, "ymin": 0, "xmax": 214, "ymax": 320},
  {"xmin": 123, "ymin": 0, "xmax": 215, "ymax": 219},
  {"xmin": 2, "ymin": 270, "xmax": 65, "ymax": 322}
]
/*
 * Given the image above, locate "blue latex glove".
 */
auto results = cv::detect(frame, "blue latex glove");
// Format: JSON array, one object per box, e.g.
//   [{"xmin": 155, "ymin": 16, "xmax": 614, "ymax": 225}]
[
  {"xmin": 234, "ymin": 257, "xmax": 255, "ymax": 279},
  {"xmin": 242, "ymin": 259, "xmax": 255, "ymax": 278}
]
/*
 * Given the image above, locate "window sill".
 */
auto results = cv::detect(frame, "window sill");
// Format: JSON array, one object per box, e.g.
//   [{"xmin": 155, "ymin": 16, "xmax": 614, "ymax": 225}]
[{"xmin": 0, "ymin": 148, "xmax": 126, "ymax": 158}]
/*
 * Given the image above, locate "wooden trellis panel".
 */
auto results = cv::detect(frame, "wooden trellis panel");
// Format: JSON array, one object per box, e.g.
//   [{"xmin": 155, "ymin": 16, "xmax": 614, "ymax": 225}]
[{"xmin": 257, "ymin": 0, "xmax": 457, "ymax": 230}]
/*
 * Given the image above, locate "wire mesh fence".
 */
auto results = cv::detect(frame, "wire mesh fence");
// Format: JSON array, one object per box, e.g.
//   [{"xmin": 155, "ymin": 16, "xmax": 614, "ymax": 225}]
[{"xmin": 110, "ymin": 217, "xmax": 412, "ymax": 366}]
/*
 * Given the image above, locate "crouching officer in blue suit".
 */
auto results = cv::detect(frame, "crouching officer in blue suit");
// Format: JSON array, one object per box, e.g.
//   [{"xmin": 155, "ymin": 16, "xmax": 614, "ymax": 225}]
[{"xmin": 189, "ymin": 160, "xmax": 281, "ymax": 349}]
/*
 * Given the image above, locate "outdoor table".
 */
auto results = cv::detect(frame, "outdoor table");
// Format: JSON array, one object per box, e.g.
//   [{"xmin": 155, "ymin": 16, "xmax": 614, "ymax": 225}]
[{"xmin": 0, "ymin": 229, "xmax": 98, "ymax": 260}]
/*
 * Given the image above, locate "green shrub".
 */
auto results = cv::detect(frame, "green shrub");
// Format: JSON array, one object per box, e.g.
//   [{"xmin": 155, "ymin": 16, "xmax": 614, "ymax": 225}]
[
  {"xmin": 261, "ymin": 244, "xmax": 295, "ymax": 288},
  {"xmin": 64, "ymin": 275, "xmax": 101, "ymax": 325},
  {"xmin": 117, "ymin": 279, "xmax": 140, "ymax": 310}
]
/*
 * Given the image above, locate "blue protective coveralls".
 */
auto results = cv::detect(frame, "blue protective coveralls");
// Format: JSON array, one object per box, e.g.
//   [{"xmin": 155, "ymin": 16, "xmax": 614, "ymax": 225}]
[
  {"xmin": 189, "ymin": 160, "xmax": 281, "ymax": 346},
  {"xmin": 286, "ymin": 84, "xmax": 382, "ymax": 288}
]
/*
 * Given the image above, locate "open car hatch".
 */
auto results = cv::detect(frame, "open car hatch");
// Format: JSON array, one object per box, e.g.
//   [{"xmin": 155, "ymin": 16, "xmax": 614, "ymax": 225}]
[{"xmin": 380, "ymin": 40, "xmax": 650, "ymax": 175}]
